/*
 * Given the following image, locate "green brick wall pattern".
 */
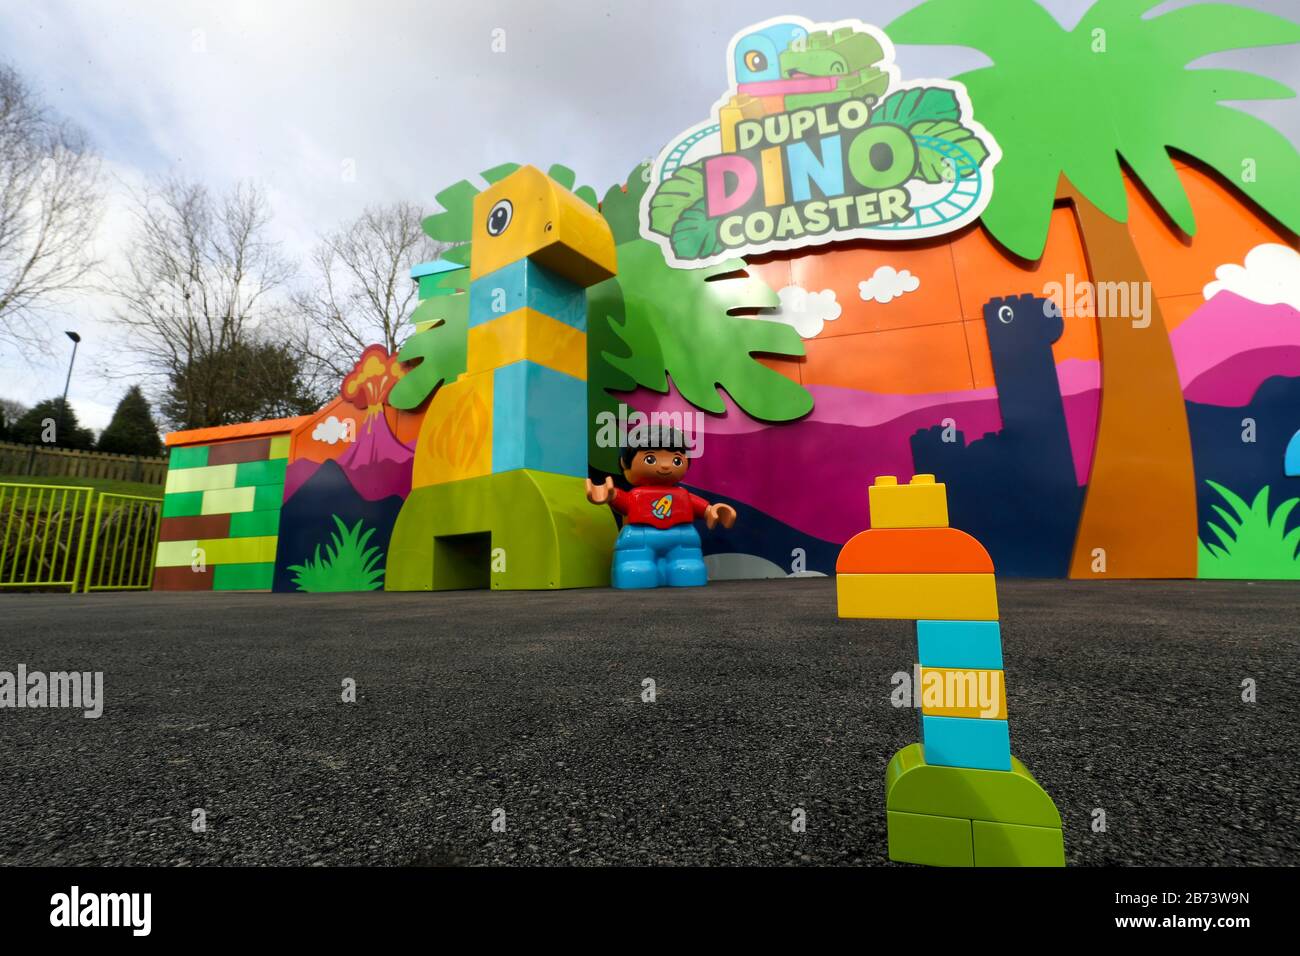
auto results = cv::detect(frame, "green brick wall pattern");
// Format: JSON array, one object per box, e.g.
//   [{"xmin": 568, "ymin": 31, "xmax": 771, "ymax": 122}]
[{"xmin": 154, "ymin": 435, "xmax": 291, "ymax": 591}]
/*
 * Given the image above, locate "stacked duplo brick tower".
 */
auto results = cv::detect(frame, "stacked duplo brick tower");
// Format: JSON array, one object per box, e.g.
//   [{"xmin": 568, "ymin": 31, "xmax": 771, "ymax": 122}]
[{"xmin": 837, "ymin": 474, "xmax": 1065, "ymax": 866}]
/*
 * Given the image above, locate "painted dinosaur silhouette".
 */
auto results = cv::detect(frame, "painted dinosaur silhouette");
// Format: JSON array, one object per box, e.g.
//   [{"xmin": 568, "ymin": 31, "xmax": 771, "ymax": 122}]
[{"xmin": 911, "ymin": 293, "xmax": 1083, "ymax": 577}]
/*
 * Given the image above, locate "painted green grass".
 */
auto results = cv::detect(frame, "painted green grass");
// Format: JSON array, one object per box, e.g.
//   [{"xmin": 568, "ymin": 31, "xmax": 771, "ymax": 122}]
[
  {"xmin": 1198, "ymin": 481, "xmax": 1300, "ymax": 580},
  {"xmin": 287, "ymin": 515, "xmax": 385, "ymax": 592}
]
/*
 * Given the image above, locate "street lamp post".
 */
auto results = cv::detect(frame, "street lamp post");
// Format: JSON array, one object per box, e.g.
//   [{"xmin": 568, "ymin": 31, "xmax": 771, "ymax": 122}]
[{"xmin": 59, "ymin": 331, "xmax": 81, "ymax": 431}]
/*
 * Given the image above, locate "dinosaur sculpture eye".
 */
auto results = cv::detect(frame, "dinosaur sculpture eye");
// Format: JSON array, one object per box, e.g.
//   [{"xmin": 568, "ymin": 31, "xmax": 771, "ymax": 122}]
[
  {"xmin": 744, "ymin": 50, "xmax": 767, "ymax": 73},
  {"xmin": 998, "ymin": 305, "xmax": 1015, "ymax": 324},
  {"xmin": 486, "ymin": 199, "xmax": 513, "ymax": 237}
]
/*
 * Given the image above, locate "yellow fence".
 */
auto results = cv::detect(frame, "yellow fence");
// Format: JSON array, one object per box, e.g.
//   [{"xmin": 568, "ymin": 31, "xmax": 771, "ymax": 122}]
[
  {"xmin": 0, "ymin": 440, "xmax": 167, "ymax": 485},
  {"xmin": 0, "ymin": 482, "xmax": 94, "ymax": 591},
  {"xmin": 83, "ymin": 493, "xmax": 162, "ymax": 591},
  {"xmin": 0, "ymin": 482, "xmax": 162, "ymax": 593}
]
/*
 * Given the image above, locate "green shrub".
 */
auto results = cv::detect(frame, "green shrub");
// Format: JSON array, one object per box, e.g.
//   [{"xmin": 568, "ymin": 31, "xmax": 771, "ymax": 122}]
[{"xmin": 1197, "ymin": 481, "xmax": 1300, "ymax": 579}]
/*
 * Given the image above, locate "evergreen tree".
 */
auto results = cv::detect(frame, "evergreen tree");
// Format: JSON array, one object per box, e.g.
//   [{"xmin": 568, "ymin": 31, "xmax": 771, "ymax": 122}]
[
  {"xmin": 97, "ymin": 385, "xmax": 163, "ymax": 456},
  {"xmin": 8, "ymin": 398, "xmax": 96, "ymax": 449}
]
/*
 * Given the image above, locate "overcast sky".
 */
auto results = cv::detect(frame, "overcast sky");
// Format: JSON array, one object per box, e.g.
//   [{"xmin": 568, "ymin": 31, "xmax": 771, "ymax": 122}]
[{"xmin": 1, "ymin": 0, "xmax": 1296, "ymax": 430}]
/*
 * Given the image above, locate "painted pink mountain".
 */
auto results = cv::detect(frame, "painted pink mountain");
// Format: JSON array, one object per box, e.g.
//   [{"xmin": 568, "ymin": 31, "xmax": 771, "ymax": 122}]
[
  {"xmin": 337, "ymin": 413, "xmax": 414, "ymax": 500},
  {"xmin": 283, "ymin": 413, "xmax": 414, "ymax": 503},
  {"xmin": 627, "ymin": 368, "xmax": 1100, "ymax": 544},
  {"xmin": 283, "ymin": 457, "xmax": 319, "ymax": 502},
  {"xmin": 1170, "ymin": 291, "xmax": 1300, "ymax": 406}
]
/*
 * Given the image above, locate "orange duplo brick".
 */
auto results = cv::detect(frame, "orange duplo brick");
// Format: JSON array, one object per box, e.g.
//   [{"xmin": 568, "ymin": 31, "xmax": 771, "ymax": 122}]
[{"xmin": 836, "ymin": 527, "xmax": 994, "ymax": 575}]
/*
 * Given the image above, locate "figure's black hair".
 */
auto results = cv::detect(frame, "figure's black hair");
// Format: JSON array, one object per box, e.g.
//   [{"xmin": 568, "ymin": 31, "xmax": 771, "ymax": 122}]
[{"xmin": 618, "ymin": 428, "xmax": 690, "ymax": 469}]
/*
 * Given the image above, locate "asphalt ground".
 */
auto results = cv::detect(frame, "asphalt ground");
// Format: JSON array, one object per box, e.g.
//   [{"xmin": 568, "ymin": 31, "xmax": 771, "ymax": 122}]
[{"xmin": 0, "ymin": 578, "xmax": 1295, "ymax": 866}]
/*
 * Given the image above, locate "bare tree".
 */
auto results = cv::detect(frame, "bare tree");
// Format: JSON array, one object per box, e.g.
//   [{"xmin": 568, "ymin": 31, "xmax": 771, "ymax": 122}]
[
  {"xmin": 293, "ymin": 201, "xmax": 444, "ymax": 381},
  {"xmin": 112, "ymin": 176, "xmax": 319, "ymax": 429},
  {"xmin": 0, "ymin": 63, "xmax": 101, "ymax": 358}
]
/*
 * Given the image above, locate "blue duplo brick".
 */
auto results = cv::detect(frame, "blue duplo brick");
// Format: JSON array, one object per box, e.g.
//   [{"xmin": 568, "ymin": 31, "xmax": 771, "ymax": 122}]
[
  {"xmin": 468, "ymin": 259, "xmax": 585, "ymax": 330},
  {"xmin": 916, "ymin": 620, "xmax": 1004, "ymax": 669},
  {"xmin": 490, "ymin": 360, "xmax": 587, "ymax": 478},
  {"xmin": 922, "ymin": 715, "xmax": 1011, "ymax": 771}
]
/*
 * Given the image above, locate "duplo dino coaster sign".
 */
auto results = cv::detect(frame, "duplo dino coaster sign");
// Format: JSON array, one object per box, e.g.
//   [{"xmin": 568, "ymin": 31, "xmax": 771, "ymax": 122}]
[{"xmin": 640, "ymin": 16, "xmax": 1002, "ymax": 268}]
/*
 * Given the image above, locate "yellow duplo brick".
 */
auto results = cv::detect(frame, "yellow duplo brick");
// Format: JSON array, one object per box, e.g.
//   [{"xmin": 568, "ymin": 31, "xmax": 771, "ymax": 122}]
[
  {"xmin": 164, "ymin": 463, "xmax": 238, "ymax": 495},
  {"xmin": 200, "ymin": 487, "xmax": 256, "ymax": 515},
  {"xmin": 155, "ymin": 539, "xmax": 200, "ymax": 568},
  {"xmin": 196, "ymin": 536, "xmax": 279, "ymax": 565},
  {"xmin": 836, "ymin": 573, "xmax": 998, "ymax": 621},
  {"xmin": 469, "ymin": 166, "xmax": 615, "ymax": 286},
  {"xmin": 868, "ymin": 474, "xmax": 949, "ymax": 529},
  {"xmin": 920, "ymin": 667, "xmax": 1008, "ymax": 720},
  {"xmin": 268, "ymin": 435, "xmax": 290, "ymax": 459},
  {"xmin": 410, "ymin": 370, "xmax": 494, "ymax": 489},
  {"xmin": 466, "ymin": 308, "xmax": 587, "ymax": 380},
  {"xmin": 719, "ymin": 93, "xmax": 765, "ymax": 152}
]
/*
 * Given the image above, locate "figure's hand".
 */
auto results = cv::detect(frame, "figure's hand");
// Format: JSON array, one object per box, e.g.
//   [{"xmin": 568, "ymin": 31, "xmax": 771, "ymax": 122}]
[
  {"xmin": 586, "ymin": 476, "xmax": 615, "ymax": 506},
  {"xmin": 705, "ymin": 503, "xmax": 737, "ymax": 530}
]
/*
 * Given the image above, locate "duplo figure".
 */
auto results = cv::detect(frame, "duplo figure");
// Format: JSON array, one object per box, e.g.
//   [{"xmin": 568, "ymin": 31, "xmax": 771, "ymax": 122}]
[{"xmin": 586, "ymin": 441, "xmax": 737, "ymax": 589}]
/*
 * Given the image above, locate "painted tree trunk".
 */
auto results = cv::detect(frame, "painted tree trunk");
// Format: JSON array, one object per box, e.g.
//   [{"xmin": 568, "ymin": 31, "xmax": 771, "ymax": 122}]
[{"xmin": 1062, "ymin": 182, "xmax": 1198, "ymax": 578}]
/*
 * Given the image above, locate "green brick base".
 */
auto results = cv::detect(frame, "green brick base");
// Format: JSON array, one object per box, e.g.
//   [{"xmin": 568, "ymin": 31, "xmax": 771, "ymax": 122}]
[
  {"xmin": 213, "ymin": 562, "xmax": 275, "ymax": 591},
  {"xmin": 887, "ymin": 811, "xmax": 974, "ymax": 866}
]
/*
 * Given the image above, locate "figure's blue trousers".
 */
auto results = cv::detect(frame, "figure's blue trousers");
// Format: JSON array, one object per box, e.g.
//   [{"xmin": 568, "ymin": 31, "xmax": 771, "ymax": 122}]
[{"xmin": 611, "ymin": 523, "xmax": 708, "ymax": 589}]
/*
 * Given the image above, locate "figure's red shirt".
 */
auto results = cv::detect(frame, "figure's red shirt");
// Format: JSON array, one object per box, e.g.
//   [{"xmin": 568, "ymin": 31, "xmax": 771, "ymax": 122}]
[{"xmin": 611, "ymin": 485, "xmax": 709, "ymax": 529}]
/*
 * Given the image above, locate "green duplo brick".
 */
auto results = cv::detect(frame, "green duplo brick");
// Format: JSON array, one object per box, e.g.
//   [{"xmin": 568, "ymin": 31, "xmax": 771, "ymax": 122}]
[
  {"xmin": 168, "ymin": 445, "xmax": 209, "ymax": 469},
  {"xmin": 973, "ymin": 821, "xmax": 1065, "ymax": 867},
  {"xmin": 887, "ymin": 811, "xmax": 974, "ymax": 867},
  {"xmin": 236, "ymin": 458, "xmax": 287, "ymax": 486},
  {"xmin": 268, "ymin": 435, "xmax": 290, "ymax": 459},
  {"xmin": 229, "ymin": 510, "xmax": 281, "ymax": 537},
  {"xmin": 213, "ymin": 562, "xmax": 275, "ymax": 591},
  {"xmin": 161, "ymin": 492, "xmax": 204, "ymax": 518},
  {"xmin": 253, "ymin": 484, "xmax": 285, "ymax": 512}
]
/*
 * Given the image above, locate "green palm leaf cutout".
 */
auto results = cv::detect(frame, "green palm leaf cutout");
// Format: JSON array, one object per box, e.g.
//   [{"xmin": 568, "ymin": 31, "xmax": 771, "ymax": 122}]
[
  {"xmin": 587, "ymin": 239, "xmax": 811, "ymax": 472},
  {"xmin": 887, "ymin": 0, "xmax": 1300, "ymax": 259},
  {"xmin": 389, "ymin": 293, "xmax": 468, "ymax": 410},
  {"xmin": 600, "ymin": 161, "xmax": 652, "ymax": 245}
]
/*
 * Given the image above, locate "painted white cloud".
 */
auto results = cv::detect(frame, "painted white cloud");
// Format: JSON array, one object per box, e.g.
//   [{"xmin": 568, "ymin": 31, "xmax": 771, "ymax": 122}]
[
  {"xmin": 767, "ymin": 285, "xmax": 841, "ymax": 339},
  {"xmin": 312, "ymin": 415, "xmax": 352, "ymax": 445},
  {"xmin": 1203, "ymin": 243, "xmax": 1300, "ymax": 310},
  {"xmin": 859, "ymin": 265, "xmax": 921, "ymax": 304}
]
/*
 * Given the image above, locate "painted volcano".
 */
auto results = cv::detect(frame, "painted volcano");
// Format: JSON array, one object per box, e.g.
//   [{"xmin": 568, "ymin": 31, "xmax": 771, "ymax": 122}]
[{"xmin": 337, "ymin": 410, "xmax": 415, "ymax": 501}]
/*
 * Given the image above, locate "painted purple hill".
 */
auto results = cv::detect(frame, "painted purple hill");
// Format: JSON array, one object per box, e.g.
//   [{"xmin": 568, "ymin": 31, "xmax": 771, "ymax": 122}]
[{"xmin": 1171, "ymin": 291, "xmax": 1300, "ymax": 406}]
